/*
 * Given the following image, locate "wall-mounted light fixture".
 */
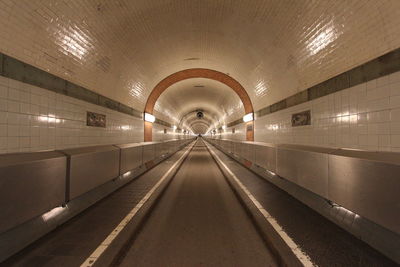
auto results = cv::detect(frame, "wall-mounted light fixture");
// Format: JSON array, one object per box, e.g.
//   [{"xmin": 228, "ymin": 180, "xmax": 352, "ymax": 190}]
[
  {"xmin": 243, "ymin": 112, "xmax": 254, "ymax": 122},
  {"xmin": 144, "ymin": 113, "xmax": 155, "ymax": 123},
  {"xmin": 172, "ymin": 125, "xmax": 177, "ymax": 130},
  {"xmin": 222, "ymin": 125, "xmax": 226, "ymax": 130}
]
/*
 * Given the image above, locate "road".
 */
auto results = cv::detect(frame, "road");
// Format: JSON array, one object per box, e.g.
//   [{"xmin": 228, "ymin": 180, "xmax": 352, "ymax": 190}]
[{"xmin": 116, "ymin": 139, "xmax": 277, "ymax": 267}]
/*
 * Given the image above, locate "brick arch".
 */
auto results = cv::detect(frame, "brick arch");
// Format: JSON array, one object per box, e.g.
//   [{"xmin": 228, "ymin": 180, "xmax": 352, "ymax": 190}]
[{"xmin": 144, "ymin": 68, "xmax": 254, "ymax": 141}]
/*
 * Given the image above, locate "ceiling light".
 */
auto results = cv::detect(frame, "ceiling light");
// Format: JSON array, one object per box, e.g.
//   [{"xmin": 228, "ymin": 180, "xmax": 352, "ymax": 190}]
[
  {"xmin": 243, "ymin": 113, "xmax": 254, "ymax": 122},
  {"xmin": 144, "ymin": 113, "xmax": 155, "ymax": 123}
]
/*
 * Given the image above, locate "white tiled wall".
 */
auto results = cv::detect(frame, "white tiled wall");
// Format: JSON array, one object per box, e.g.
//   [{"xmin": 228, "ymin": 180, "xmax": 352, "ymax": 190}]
[
  {"xmin": 1, "ymin": 1, "xmax": 400, "ymax": 118},
  {"xmin": 253, "ymin": 71, "xmax": 400, "ymax": 152},
  {"xmin": 0, "ymin": 76, "xmax": 146, "ymax": 154},
  {"xmin": 152, "ymin": 123, "xmax": 191, "ymax": 141},
  {"xmin": 211, "ymin": 122, "xmax": 247, "ymax": 141}
]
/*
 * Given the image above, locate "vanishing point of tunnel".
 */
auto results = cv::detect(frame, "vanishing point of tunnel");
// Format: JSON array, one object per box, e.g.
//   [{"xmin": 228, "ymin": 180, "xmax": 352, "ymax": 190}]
[{"xmin": 0, "ymin": 1, "xmax": 400, "ymax": 267}]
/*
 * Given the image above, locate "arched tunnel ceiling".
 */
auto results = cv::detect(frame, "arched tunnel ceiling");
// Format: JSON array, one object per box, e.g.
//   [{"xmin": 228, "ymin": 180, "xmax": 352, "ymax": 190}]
[
  {"xmin": 181, "ymin": 112, "xmax": 215, "ymax": 128},
  {"xmin": 191, "ymin": 123, "xmax": 209, "ymax": 135},
  {"xmin": 154, "ymin": 78, "xmax": 243, "ymax": 126},
  {"xmin": 1, "ymin": 1, "xmax": 400, "ymax": 124},
  {"xmin": 179, "ymin": 111, "xmax": 217, "ymax": 134}
]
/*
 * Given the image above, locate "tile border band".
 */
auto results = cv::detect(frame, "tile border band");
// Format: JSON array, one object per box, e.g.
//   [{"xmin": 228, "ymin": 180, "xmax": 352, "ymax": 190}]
[
  {"xmin": 229, "ymin": 47, "xmax": 400, "ymax": 128},
  {"xmin": 1, "ymin": 47, "xmax": 400, "ymax": 130},
  {"xmin": 0, "ymin": 53, "xmax": 177, "ymax": 127}
]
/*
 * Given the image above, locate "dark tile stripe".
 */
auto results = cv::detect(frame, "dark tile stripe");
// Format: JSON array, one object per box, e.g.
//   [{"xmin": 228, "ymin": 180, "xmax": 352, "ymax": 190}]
[
  {"xmin": 0, "ymin": 53, "xmax": 145, "ymax": 119},
  {"xmin": 185, "ymin": 48, "xmax": 400, "ymax": 129},
  {"xmin": 227, "ymin": 118, "xmax": 243, "ymax": 128},
  {"xmin": 253, "ymin": 47, "xmax": 400, "ymax": 120},
  {"xmin": 154, "ymin": 118, "xmax": 171, "ymax": 128},
  {"xmin": 3, "ymin": 47, "xmax": 399, "ymax": 130},
  {"xmin": 0, "ymin": 52, "xmax": 173, "ymax": 125}
]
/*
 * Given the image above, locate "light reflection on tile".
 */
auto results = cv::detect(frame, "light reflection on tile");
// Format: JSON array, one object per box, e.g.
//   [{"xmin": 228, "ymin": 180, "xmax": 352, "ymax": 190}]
[
  {"xmin": 249, "ymin": 72, "xmax": 400, "ymax": 152},
  {"xmin": 0, "ymin": 0, "xmax": 399, "ymax": 128}
]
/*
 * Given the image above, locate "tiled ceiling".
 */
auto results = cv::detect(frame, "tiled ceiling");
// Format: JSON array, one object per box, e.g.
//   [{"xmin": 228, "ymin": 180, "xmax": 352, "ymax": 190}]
[
  {"xmin": 154, "ymin": 78, "xmax": 243, "ymax": 132},
  {"xmin": 179, "ymin": 109, "xmax": 222, "ymax": 135},
  {"xmin": 1, "ymin": 0, "xmax": 400, "ymax": 129},
  {"xmin": 191, "ymin": 123, "xmax": 209, "ymax": 135}
]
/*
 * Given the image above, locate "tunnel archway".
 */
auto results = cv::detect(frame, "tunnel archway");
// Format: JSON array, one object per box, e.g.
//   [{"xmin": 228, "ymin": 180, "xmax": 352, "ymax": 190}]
[
  {"xmin": 144, "ymin": 68, "xmax": 254, "ymax": 141},
  {"xmin": 178, "ymin": 109, "xmax": 217, "ymax": 133}
]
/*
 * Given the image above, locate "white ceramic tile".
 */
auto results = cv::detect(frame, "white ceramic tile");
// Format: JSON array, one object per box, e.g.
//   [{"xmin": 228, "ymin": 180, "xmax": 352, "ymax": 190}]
[
  {"xmin": 358, "ymin": 135, "xmax": 368, "ymax": 146},
  {"xmin": 7, "ymin": 137, "xmax": 19, "ymax": 149},
  {"xmin": 0, "ymin": 137, "xmax": 6, "ymax": 150},
  {"xmin": 389, "ymin": 95, "xmax": 400, "ymax": 109},
  {"xmin": 8, "ymin": 88, "xmax": 20, "ymax": 101},
  {"xmin": 0, "ymin": 111, "xmax": 7, "ymax": 124},
  {"xmin": 391, "ymin": 135, "xmax": 400, "ymax": 147},
  {"xmin": 366, "ymin": 79, "xmax": 377, "ymax": 90},
  {"xmin": 0, "ymin": 98, "xmax": 8, "ymax": 111},
  {"xmin": 379, "ymin": 135, "xmax": 390, "ymax": 147},
  {"xmin": 376, "ymin": 76, "xmax": 390, "ymax": 87},
  {"xmin": 390, "ymin": 82, "xmax": 400, "ymax": 97},
  {"xmin": 0, "ymin": 125, "xmax": 7, "ymax": 137},
  {"xmin": 19, "ymin": 137, "xmax": 30, "ymax": 148},
  {"xmin": 391, "ymin": 122, "xmax": 400, "ymax": 134},
  {"xmin": 367, "ymin": 98, "xmax": 390, "ymax": 112},
  {"xmin": 7, "ymin": 125, "xmax": 20, "ymax": 137},
  {"xmin": 368, "ymin": 110, "xmax": 391, "ymax": 123},
  {"xmin": 0, "ymin": 85, "xmax": 7, "ymax": 98},
  {"xmin": 7, "ymin": 100, "xmax": 20, "ymax": 113},
  {"xmin": 0, "ymin": 76, "xmax": 154, "ymax": 153},
  {"xmin": 0, "ymin": 76, "xmax": 8, "ymax": 86},
  {"xmin": 20, "ymin": 91, "xmax": 30, "ymax": 103},
  {"xmin": 1, "ymin": 0, "xmax": 400, "ymax": 127},
  {"xmin": 391, "ymin": 108, "xmax": 400, "ymax": 122},
  {"xmin": 20, "ymin": 102, "xmax": 30, "ymax": 114},
  {"xmin": 389, "ymin": 72, "xmax": 400, "ymax": 84},
  {"xmin": 30, "ymin": 94, "xmax": 41, "ymax": 105},
  {"xmin": 367, "ymin": 85, "xmax": 390, "ymax": 101},
  {"xmin": 248, "ymin": 71, "xmax": 400, "ymax": 151}
]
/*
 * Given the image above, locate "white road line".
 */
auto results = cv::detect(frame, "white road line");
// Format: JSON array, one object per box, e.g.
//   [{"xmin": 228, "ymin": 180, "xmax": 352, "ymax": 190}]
[
  {"xmin": 206, "ymin": 143, "xmax": 315, "ymax": 267},
  {"xmin": 80, "ymin": 143, "xmax": 194, "ymax": 267}
]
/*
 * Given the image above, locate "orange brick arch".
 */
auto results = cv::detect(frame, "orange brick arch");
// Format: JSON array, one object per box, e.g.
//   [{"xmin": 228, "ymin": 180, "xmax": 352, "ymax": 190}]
[{"xmin": 144, "ymin": 68, "xmax": 254, "ymax": 141}]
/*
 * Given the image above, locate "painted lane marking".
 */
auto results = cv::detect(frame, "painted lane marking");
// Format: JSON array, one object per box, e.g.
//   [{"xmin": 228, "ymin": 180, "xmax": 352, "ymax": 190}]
[
  {"xmin": 80, "ymin": 143, "xmax": 194, "ymax": 267},
  {"xmin": 206, "ymin": 143, "xmax": 315, "ymax": 267}
]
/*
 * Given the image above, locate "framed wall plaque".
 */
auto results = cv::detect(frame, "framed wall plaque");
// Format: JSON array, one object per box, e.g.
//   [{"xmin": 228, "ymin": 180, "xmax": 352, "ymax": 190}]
[
  {"xmin": 292, "ymin": 110, "xmax": 311, "ymax": 127},
  {"xmin": 87, "ymin": 111, "xmax": 106, "ymax": 127}
]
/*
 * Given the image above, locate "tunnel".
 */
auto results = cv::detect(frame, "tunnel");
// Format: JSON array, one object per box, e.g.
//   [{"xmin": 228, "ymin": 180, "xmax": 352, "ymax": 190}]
[{"xmin": 0, "ymin": 1, "xmax": 400, "ymax": 266}]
